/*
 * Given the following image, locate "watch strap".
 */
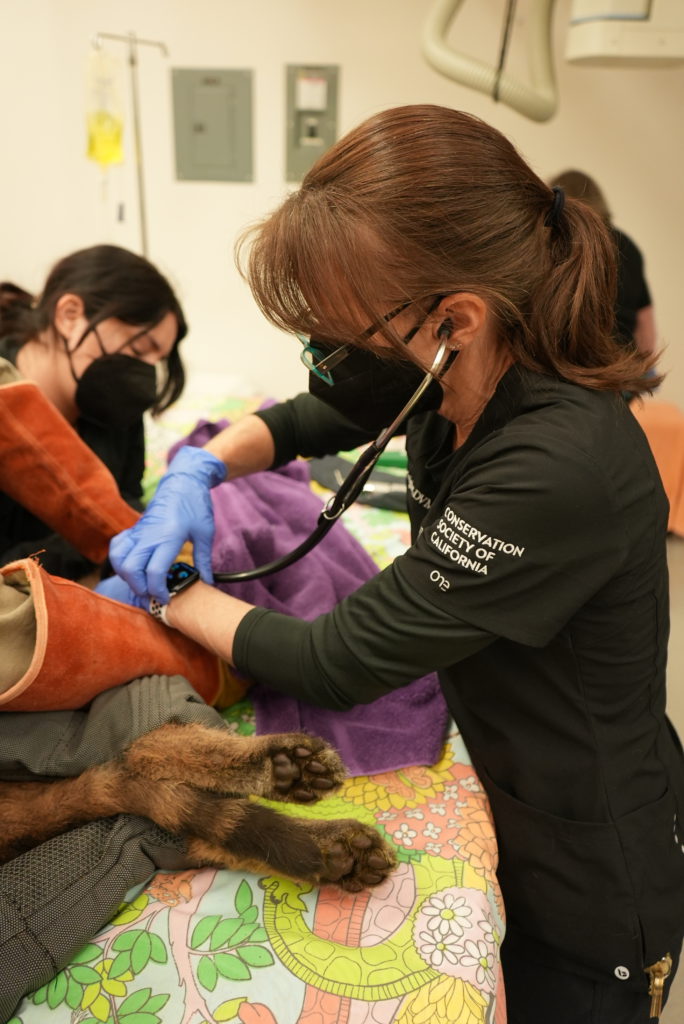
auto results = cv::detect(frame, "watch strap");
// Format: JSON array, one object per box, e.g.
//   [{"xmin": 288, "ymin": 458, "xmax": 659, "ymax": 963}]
[{"xmin": 149, "ymin": 599, "xmax": 171, "ymax": 627}]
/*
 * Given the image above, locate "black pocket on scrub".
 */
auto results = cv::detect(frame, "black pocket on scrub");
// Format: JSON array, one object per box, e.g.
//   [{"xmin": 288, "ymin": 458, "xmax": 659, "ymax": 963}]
[{"xmin": 480, "ymin": 766, "xmax": 644, "ymax": 982}]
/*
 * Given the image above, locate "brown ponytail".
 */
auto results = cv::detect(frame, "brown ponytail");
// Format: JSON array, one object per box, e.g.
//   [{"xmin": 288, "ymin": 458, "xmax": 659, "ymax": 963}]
[
  {"xmin": 511, "ymin": 192, "xmax": 661, "ymax": 392},
  {"xmin": 239, "ymin": 104, "xmax": 659, "ymax": 395}
]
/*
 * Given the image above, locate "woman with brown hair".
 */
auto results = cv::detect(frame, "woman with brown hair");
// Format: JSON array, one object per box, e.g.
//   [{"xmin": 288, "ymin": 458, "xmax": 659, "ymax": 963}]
[{"xmin": 107, "ymin": 105, "xmax": 682, "ymax": 1022}]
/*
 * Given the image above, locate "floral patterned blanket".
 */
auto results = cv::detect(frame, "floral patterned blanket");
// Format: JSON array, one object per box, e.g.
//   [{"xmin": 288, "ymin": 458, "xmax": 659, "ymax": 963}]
[
  {"xmin": 14, "ymin": 716, "xmax": 505, "ymax": 1024},
  {"xmin": 12, "ymin": 387, "xmax": 506, "ymax": 1024}
]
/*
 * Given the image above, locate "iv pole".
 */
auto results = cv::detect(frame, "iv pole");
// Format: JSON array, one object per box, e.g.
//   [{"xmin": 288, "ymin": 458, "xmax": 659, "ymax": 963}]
[{"xmin": 93, "ymin": 31, "xmax": 168, "ymax": 257}]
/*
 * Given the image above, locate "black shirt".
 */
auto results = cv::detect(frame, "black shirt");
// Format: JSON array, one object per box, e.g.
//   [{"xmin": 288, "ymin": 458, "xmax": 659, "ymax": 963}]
[
  {"xmin": 0, "ymin": 339, "xmax": 145, "ymax": 579},
  {"xmin": 235, "ymin": 369, "xmax": 684, "ymax": 984},
  {"xmin": 614, "ymin": 227, "xmax": 652, "ymax": 347}
]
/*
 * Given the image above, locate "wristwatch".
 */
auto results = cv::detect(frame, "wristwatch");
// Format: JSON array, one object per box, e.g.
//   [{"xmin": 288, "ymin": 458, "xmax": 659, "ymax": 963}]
[
  {"xmin": 148, "ymin": 561, "xmax": 201, "ymax": 626},
  {"xmin": 166, "ymin": 561, "xmax": 201, "ymax": 596}
]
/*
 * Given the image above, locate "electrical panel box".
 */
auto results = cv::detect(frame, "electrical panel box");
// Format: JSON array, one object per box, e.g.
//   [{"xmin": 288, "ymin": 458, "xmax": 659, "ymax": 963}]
[
  {"xmin": 285, "ymin": 65, "xmax": 339, "ymax": 182},
  {"xmin": 172, "ymin": 68, "xmax": 253, "ymax": 182}
]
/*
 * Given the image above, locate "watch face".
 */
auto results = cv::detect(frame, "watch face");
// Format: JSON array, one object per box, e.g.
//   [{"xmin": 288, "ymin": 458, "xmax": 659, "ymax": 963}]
[{"xmin": 166, "ymin": 561, "xmax": 200, "ymax": 595}]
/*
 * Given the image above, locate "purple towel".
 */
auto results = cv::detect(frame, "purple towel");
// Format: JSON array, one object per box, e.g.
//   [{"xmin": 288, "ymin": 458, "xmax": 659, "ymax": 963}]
[{"xmin": 170, "ymin": 420, "xmax": 448, "ymax": 776}]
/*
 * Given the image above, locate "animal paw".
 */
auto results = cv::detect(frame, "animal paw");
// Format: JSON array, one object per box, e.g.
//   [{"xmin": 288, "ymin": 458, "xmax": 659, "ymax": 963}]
[
  {"xmin": 267, "ymin": 735, "xmax": 346, "ymax": 804},
  {"xmin": 317, "ymin": 821, "xmax": 397, "ymax": 891}
]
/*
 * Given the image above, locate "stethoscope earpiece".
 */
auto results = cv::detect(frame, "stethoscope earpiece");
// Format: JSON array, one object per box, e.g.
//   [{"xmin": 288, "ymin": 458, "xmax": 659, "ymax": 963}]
[{"xmin": 437, "ymin": 319, "xmax": 454, "ymax": 342}]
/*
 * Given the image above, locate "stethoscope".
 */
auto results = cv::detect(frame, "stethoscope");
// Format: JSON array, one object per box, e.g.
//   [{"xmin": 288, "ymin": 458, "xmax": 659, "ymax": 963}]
[{"xmin": 213, "ymin": 340, "xmax": 455, "ymax": 583}]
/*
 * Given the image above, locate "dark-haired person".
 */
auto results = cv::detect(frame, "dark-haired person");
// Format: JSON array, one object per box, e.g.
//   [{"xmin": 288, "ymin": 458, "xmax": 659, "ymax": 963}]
[
  {"xmin": 549, "ymin": 169, "xmax": 657, "ymax": 361},
  {"xmin": 0, "ymin": 244, "xmax": 187, "ymax": 581},
  {"xmin": 107, "ymin": 105, "xmax": 682, "ymax": 1022}
]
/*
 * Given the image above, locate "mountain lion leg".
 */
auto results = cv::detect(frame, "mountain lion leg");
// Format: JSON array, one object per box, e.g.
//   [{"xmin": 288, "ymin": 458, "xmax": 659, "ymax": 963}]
[
  {"xmin": 120, "ymin": 722, "xmax": 347, "ymax": 802},
  {"xmin": 0, "ymin": 773, "xmax": 396, "ymax": 890},
  {"xmin": 185, "ymin": 802, "xmax": 397, "ymax": 890}
]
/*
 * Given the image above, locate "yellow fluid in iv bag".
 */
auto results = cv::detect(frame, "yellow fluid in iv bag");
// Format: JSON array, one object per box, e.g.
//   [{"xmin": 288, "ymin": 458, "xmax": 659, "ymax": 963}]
[
  {"xmin": 87, "ymin": 110, "xmax": 124, "ymax": 166},
  {"xmin": 86, "ymin": 49, "xmax": 124, "ymax": 168}
]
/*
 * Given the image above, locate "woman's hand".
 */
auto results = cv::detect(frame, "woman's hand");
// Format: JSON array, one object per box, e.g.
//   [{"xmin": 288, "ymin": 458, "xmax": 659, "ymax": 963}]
[{"xmin": 109, "ymin": 445, "xmax": 227, "ymax": 603}]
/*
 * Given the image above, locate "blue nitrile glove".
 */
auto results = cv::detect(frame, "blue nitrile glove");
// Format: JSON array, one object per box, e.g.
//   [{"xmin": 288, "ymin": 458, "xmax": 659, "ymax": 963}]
[
  {"xmin": 95, "ymin": 574, "xmax": 147, "ymax": 609},
  {"xmin": 109, "ymin": 445, "xmax": 227, "ymax": 604}
]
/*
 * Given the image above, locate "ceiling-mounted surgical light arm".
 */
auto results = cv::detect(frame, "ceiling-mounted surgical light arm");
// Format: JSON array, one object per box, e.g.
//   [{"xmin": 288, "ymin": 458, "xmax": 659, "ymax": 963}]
[{"xmin": 421, "ymin": 0, "xmax": 559, "ymax": 122}]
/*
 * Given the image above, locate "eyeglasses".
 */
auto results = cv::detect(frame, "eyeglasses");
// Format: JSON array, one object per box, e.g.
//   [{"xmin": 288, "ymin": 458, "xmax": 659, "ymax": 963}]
[
  {"xmin": 298, "ymin": 297, "xmax": 445, "ymax": 386},
  {"xmin": 297, "ymin": 300, "xmax": 419, "ymax": 387},
  {"xmin": 298, "ymin": 336, "xmax": 353, "ymax": 386}
]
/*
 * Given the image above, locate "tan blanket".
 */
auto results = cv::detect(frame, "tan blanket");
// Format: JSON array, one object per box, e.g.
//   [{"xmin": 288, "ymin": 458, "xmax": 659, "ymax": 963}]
[{"xmin": 631, "ymin": 399, "xmax": 684, "ymax": 537}]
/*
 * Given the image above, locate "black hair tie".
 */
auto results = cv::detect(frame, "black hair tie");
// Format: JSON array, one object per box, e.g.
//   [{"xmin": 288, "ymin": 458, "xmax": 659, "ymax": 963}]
[{"xmin": 544, "ymin": 185, "xmax": 566, "ymax": 228}]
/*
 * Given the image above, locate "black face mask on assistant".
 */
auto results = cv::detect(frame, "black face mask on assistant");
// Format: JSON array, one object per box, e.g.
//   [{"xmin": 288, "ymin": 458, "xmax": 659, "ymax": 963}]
[
  {"xmin": 75, "ymin": 354, "xmax": 158, "ymax": 428},
  {"xmin": 213, "ymin": 340, "xmax": 458, "ymax": 584}
]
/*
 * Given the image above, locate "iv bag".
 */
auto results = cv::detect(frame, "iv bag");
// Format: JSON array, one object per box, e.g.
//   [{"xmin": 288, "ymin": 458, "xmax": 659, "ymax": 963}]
[{"xmin": 86, "ymin": 49, "xmax": 124, "ymax": 167}]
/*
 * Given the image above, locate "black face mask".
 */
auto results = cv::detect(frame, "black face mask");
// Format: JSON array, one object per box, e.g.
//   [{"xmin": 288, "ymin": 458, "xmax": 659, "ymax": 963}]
[
  {"xmin": 75, "ymin": 354, "xmax": 158, "ymax": 428},
  {"xmin": 308, "ymin": 343, "xmax": 446, "ymax": 434}
]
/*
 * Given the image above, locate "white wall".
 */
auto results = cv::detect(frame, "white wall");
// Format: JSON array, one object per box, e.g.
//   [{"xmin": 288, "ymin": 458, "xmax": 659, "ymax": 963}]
[{"xmin": 2, "ymin": 0, "xmax": 683, "ymax": 403}]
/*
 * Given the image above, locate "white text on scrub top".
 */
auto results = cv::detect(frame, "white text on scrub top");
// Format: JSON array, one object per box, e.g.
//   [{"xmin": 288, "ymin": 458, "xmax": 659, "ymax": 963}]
[{"xmin": 429, "ymin": 505, "xmax": 525, "ymax": 577}]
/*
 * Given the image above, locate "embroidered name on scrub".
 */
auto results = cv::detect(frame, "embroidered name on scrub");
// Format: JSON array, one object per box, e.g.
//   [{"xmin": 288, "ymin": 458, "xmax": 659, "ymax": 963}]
[{"xmin": 430, "ymin": 505, "xmax": 525, "ymax": 575}]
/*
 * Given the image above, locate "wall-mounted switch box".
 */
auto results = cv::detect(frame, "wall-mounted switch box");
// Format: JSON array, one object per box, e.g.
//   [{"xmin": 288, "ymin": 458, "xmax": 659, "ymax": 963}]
[
  {"xmin": 285, "ymin": 65, "xmax": 338, "ymax": 182},
  {"xmin": 172, "ymin": 68, "xmax": 253, "ymax": 182}
]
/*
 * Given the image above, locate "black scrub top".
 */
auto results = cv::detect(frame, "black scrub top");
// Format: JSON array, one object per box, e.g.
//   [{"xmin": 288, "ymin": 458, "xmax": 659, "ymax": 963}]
[
  {"xmin": 235, "ymin": 367, "xmax": 684, "ymax": 986},
  {"xmin": 0, "ymin": 337, "xmax": 145, "ymax": 579}
]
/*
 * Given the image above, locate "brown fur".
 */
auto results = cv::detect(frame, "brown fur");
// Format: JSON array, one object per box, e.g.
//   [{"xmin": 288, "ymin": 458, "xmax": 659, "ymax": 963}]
[{"xmin": 0, "ymin": 722, "xmax": 396, "ymax": 891}]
